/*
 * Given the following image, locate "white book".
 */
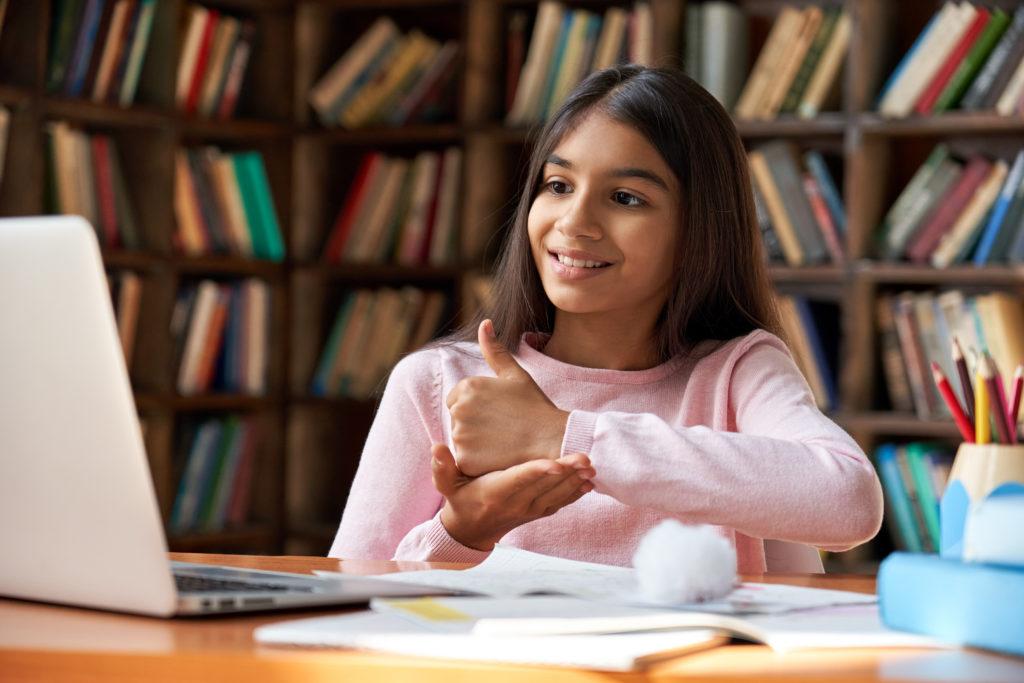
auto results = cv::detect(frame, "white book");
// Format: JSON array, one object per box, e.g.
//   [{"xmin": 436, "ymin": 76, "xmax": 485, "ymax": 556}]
[
  {"xmin": 175, "ymin": 7, "xmax": 209, "ymax": 107},
  {"xmin": 507, "ymin": 1, "xmax": 566, "ymax": 125},
  {"xmin": 244, "ymin": 279, "xmax": 269, "ymax": 395},
  {"xmin": 177, "ymin": 280, "xmax": 220, "ymax": 396},
  {"xmin": 397, "ymin": 151, "xmax": 440, "ymax": 265},
  {"xmin": 591, "ymin": 7, "xmax": 628, "ymax": 71},
  {"xmin": 701, "ymin": 2, "xmax": 748, "ymax": 110},
  {"xmin": 880, "ymin": 3, "xmax": 972, "ymax": 118},
  {"xmin": 996, "ymin": 54, "xmax": 1024, "ymax": 115}
]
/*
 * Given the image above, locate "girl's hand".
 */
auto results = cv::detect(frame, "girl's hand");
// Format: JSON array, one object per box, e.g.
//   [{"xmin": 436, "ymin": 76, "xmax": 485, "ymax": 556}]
[
  {"xmin": 446, "ymin": 320, "xmax": 570, "ymax": 476},
  {"xmin": 431, "ymin": 444, "xmax": 594, "ymax": 551}
]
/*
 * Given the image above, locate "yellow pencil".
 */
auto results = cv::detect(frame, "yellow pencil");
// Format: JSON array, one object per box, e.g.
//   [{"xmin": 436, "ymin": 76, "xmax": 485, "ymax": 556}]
[{"xmin": 976, "ymin": 369, "xmax": 990, "ymax": 445}]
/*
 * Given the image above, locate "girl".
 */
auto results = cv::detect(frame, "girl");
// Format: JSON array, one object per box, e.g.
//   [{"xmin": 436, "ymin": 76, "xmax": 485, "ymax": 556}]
[{"xmin": 330, "ymin": 65, "xmax": 883, "ymax": 573}]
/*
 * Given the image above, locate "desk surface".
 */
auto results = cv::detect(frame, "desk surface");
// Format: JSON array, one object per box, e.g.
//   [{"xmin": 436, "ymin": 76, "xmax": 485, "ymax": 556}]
[{"xmin": 1, "ymin": 553, "xmax": 1022, "ymax": 682}]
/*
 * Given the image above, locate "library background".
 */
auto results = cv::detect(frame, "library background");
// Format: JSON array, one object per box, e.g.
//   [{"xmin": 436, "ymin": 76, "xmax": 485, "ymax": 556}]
[{"xmin": 0, "ymin": 0, "xmax": 1019, "ymax": 571}]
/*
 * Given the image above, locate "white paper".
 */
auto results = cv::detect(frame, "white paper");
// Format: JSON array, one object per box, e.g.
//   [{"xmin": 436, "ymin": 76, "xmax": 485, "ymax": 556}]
[
  {"xmin": 254, "ymin": 609, "xmax": 722, "ymax": 671},
  {"xmin": 316, "ymin": 545, "xmax": 877, "ymax": 615}
]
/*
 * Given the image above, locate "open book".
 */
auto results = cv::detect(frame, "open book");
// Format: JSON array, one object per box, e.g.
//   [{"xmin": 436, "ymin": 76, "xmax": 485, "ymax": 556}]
[{"xmin": 255, "ymin": 594, "xmax": 945, "ymax": 671}]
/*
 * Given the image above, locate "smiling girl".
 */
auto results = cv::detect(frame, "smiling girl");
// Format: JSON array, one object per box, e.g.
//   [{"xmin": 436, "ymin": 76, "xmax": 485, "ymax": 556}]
[{"xmin": 329, "ymin": 65, "xmax": 883, "ymax": 573}]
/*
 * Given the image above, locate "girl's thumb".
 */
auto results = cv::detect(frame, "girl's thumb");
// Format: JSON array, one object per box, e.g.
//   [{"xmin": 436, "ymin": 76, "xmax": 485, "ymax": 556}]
[{"xmin": 430, "ymin": 444, "xmax": 459, "ymax": 495}]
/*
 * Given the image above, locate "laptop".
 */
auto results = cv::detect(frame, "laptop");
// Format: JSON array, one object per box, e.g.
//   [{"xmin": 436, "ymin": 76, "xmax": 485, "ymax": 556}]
[{"xmin": 0, "ymin": 216, "xmax": 441, "ymax": 616}]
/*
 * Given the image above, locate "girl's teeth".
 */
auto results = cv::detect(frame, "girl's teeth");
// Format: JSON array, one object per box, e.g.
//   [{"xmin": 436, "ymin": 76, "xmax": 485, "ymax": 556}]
[{"xmin": 557, "ymin": 254, "xmax": 605, "ymax": 268}]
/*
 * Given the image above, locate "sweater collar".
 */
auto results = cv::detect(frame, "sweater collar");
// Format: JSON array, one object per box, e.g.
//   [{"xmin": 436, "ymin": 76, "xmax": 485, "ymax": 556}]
[{"xmin": 514, "ymin": 332, "xmax": 688, "ymax": 385}]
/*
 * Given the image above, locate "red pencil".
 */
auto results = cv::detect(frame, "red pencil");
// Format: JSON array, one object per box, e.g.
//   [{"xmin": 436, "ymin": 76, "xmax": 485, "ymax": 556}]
[
  {"xmin": 989, "ymin": 354, "xmax": 1014, "ymax": 443},
  {"xmin": 1011, "ymin": 365, "xmax": 1023, "ymax": 443},
  {"xmin": 982, "ymin": 355, "xmax": 1013, "ymax": 445},
  {"xmin": 931, "ymin": 362, "xmax": 975, "ymax": 443}
]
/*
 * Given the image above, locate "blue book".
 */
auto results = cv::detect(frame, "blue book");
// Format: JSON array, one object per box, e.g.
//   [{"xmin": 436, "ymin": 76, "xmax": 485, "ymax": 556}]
[
  {"xmin": 875, "ymin": 9, "xmax": 941, "ymax": 108},
  {"xmin": 170, "ymin": 420, "xmax": 222, "ymax": 532},
  {"xmin": 792, "ymin": 297, "xmax": 838, "ymax": 410},
  {"xmin": 974, "ymin": 150, "xmax": 1024, "ymax": 265},
  {"xmin": 875, "ymin": 444, "xmax": 923, "ymax": 553},
  {"xmin": 879, "ymin": 552, "xmax": 1024, "ymax": 657},
  {"xmin": 63, "ymin": 0, "xmax": 105, "ymax": 97},
  {"xmin": 803, "ymin": 151, "xmax": 846, "ymax": 236},
  {"xmin": 312, "ymin": 293, "xmax": 357, "ymax": 396},
  {"xmin": 540, "ymin": 10, "xmax": 575, "ymax": 119}
]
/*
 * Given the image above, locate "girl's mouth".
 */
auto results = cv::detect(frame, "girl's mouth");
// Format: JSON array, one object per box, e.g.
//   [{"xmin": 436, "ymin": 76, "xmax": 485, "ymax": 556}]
[{"xmin": 548, "ymin": 251, "xmax": 612, "ymax": 280}]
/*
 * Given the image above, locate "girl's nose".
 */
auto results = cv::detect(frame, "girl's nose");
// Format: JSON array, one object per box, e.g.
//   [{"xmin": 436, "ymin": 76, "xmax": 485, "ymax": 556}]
[{"xmin": 555, "ymin": 196, "xmax": 603, "ymax": 240}]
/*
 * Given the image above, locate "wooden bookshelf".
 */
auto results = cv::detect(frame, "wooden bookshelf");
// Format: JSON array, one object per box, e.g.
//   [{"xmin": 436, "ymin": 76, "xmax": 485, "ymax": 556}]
[{"xmin": 1, "ymin": 0, "xmax": 1016, "ymax": 565}]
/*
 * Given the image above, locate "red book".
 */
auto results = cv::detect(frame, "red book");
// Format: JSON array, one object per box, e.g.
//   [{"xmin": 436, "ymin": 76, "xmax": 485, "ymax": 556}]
[
  {"xmin": 91, "ymin": 135, "xmax": 120, "ymax": 248},
  {"xmin": 322, "ymin": 153, "xmax": 381, "ymax": 263},
  {"xmin": 196, "ymin": 286, "xmax": 229, "ymax": 392},
  {"xmin": 184, "ymin": 9, "xmax": 219, "ymax": 115},
  {"xmin": 226, "ymin": 419, "xmax": 257, "ymax": 525},
  {"xmin": 906, "ymin": 156, "xmax": 991, "ymax": 263},
  {"xmin": 802, "ymin": 174, "xmax": 844, "ymax": 265},
  {"xmin": 914, "ymin": 9, "xmax": 990, "ymax": 115},
  {"xmin": 418, "ymin": 152, "xmax": 446, "ymax": 264}
]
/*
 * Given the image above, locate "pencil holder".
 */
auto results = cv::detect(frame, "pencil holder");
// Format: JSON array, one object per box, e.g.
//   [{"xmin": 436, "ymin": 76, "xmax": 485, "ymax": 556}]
[{"xmin": 940, "ymin": 443, "xmax": 1024, "ymax": 559}]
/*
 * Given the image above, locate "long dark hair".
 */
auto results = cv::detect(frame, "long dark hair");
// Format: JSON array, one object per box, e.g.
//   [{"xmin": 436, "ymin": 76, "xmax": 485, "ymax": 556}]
[{"xmin": 452, "ymin": 64, "xmax": 781, "ymax": 362}]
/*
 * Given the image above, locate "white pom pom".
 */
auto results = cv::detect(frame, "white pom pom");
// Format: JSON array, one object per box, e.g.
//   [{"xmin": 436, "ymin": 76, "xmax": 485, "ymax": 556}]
[{"xmin": 632, "ymin": 520, "xmax": 737, "ymax": 604}]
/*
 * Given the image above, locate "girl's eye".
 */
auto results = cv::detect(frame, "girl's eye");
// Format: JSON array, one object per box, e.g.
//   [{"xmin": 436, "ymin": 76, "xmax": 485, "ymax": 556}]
[
  {"xmin": 613, "ymin": 191, "xmax": 645, "ymax": 208},
  {"xmin": 546, "ymin": 180, "xmax": 570, "ymax": 195}
]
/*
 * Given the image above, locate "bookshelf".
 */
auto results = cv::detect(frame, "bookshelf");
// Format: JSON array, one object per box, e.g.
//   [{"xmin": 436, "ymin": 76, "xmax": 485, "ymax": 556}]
[{"xmin": 1, "ymin": 0, "xmax": 1019, "ymax": 567}]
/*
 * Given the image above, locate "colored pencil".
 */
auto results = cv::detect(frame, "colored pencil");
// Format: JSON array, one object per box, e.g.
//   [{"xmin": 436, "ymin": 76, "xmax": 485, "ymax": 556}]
[
  {"xmin": 952, "ymin": 337, "xmax": 974, "ymax": 423},
  {"xmin": 1012, "ymin": 365, "xmax": 1023, "ymax": 442},
  {"xmin": 931, "ymin": 362, "xmax": 975, "ymax": 443},
  {"xmin": 990, "ymin": 354, "xmax": 1014, "ymax": 437},
  {"xmin": 982, "ymin": 354, "xmax": 1012, "ymax": 444},
  {"xmin": 976, "ymin": 367, "xmax": 990, "ymax": 445}
]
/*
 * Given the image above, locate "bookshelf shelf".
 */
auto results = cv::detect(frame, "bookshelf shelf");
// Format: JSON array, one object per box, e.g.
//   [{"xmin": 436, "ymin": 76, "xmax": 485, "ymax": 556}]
[
  {"xmin": 173, "ymin": 255, "xmax": 286, "ymax": 278},
  {"xmin": 310, "ymin": 263, "xmax": 463, "ymax": 282},
  {"xmin": 168, "ymin": 525, "xmax": 278, "ymax": 552},
  {"xmin": 0, "ymin": 84, "xmax": 33, "ymax": 106},
  {"xmin": 860, "ymin": 264, "xmax": 1024, "ymax": 286},
  {"xmin": 857, "ymin": 113, "xmax": 1024, "ymax": 137},
  {"xmin": 102, "ymin": 250, "xmax": 164, "ymax": 271},
  {"xmin": 290, "ymin": 395, "xmax": 377, "ymax": 409},
  {"xmin": 180, "ymin": 118, "xmax": 294, "ymax": 141},
  {"xmin": 769, "ymin": 265, "xmax": 846, "ymax": 284},
  {"xmin": 835, "ymin": 412, "xmax": 962, "ymax": 440},
  {"xmin": 166, "ymin": 395, "xmax": 278, "ymax": 411},
  {"xmin": 41, "ymin": 97, "xmax": 170, "ymax": 129},
  {"xmin": 308, "ymin": 123, "xmax": 465, "ymax": 145},
  {"xmin": 735, "ymin": 114, "xmax": 848, "ymax": 138}
]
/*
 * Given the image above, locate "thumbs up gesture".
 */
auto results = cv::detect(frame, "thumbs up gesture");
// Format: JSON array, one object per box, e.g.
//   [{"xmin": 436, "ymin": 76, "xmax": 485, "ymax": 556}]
[{"xmin": 446, "ymin": 320, "xmax": 570, "ymax": 477}]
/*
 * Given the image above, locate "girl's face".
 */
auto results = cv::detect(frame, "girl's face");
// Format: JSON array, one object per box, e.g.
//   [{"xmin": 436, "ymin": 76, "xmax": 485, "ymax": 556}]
[{"xmin": 528, "ymin": 112, "xmax": 681, "ymax": 322}]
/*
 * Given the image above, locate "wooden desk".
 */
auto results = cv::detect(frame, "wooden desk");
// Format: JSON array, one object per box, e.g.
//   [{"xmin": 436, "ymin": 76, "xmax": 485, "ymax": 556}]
[{"xmin": 1, "ymin": 554, "xmax": 1022, "ymax": 682}]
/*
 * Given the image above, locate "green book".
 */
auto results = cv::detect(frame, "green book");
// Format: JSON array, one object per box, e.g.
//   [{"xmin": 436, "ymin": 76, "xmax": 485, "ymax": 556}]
[
  {"xmin": 312, "ymin": 293, "xmax": 356, "ymax": 396},
  {"xmin": 46, "ymin": 0, "xmax": 85, "ymax": 93},
  {"xmin": 781, "ymin": 8, "xmax": 840, "ymax": 114},
  {"xmin": 539, "ymin": 11, "xmax": 574, "ymax": 119},
  {"xmin": 233, "ymin": 152, "xmax": 285, "ymax": 261},
  {"xmin": 877, "ymin": 144, "xmax": 950, "ymax": 259},
  {"xmin": 199, "ymin": 417, "xmax": 240, "ymax": 530},
  {"xmin": 905, "ymin": 443, "xmax": 942, "ymax": 550},
  {"xmin": 933, "ymin": 9, "xmax": 1011, "ymax": 113}
]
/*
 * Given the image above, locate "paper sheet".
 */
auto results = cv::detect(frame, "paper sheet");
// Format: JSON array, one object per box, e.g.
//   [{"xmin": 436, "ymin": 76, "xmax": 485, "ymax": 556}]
[{"xmin": 316, "ymin": 545, "xmax": 877, "ymax": 615}]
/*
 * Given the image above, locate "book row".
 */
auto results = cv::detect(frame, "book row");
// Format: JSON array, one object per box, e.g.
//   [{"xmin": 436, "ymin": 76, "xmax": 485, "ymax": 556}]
[
  {"xmin": 312, "ymin": 287, "xmax": 448, "ymax": 399},
  {"xmin": 748, "ymin": 142, "xmax": 846, "ymax": 267},
  {"xmin": 876, "ymin": 289, "xmax": 1024, "ymax": 421},
  {"xmin": 775, "ymin": 294, "xmax": 839, "ymax": 413},
  {"xmin": 878, "ymin": 145, "xmax": 1024, "ymax": 266},
  {"xmin": 309, "ymin": 17, "xmax": 459, "ymax": 129},
  {"xmin": 731, "ymin": 3, "xmax": 849, "ymax": 119},
  {"xmin": 47, "ymin": 121, "xmax": 142, "ymax": 249},
  {"xmin": 175, "ymin": 3, "xmax": 255, "ymax": 119},
  {"xmin": 46, "ymin": 0, "xmax": 157, "ymax": 106},
  {"xmin": 174, "ymin": 146, "xmax": 284, "ymax": 261},
  {"xmin": 506, "ymin": 1, "xmax": 655, "ymax": 125},
  {"xmin": 170, "ymin": 414, "xmax": 258, "ymax": 533},
  {"xmin": 172, "ymin": 278, "xmax": 270, "ymax": 397},
  {"xmin": 874, "ymin": 442, "xmax": 954, "ymax": 554},
  {"xmin": 322, "ymin": 148, "xmax": 462, "ymax": 266},
  {"xmin": 879, "ymin": 3, "xmax": 1024, "ymax": 118}
]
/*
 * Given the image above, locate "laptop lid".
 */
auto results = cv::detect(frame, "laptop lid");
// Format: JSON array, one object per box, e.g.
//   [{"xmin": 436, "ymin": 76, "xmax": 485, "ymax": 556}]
[{"xmin": 0, "ymin": 217, "xmax": 178, "ymax": 616}]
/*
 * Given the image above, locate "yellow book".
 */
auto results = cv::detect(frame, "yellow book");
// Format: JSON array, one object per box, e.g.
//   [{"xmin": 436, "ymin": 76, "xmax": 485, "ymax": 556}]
[
  {"xmin": 975, "ymin": 292, "xmax": 1024, "ymax": 388},
  {"xmin": 547, "ymin": 10, "xmax": 594, "ymax": 118},
  {"xmin": 758, "ymin": 6, "xmax": 823, "ymax": 119},
  {"xmin": 734, "ymin": 6, "xmax": 803, "ymax": 119},
  {"xmin": 748, "ymin": 150, "xmax": 803, "ymax": 266},
  {"xmin": 931, "ymin": 161, "xmax": 1007, "ymax": 268},
  {"xmin": 341, "ymin": 32, "xmax": 437, "ymax": 129}
]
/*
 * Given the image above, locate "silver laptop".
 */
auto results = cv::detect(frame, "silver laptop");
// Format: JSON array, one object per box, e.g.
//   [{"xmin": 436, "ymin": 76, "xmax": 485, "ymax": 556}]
[{"xmin": 0, "ymin": 216, "xmax": 439, "ymax": 616}]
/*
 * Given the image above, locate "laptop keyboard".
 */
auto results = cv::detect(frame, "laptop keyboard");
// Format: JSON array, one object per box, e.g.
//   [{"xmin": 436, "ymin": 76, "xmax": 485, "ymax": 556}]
[{"xmin": 175, "ymin": 574, "xmax": 313, "ymax": 594}]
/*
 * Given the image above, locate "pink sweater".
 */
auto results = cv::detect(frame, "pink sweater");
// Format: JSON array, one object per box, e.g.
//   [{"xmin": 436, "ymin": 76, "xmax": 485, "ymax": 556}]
[{"xmin": 329, "ymin": 329, "xmax": 883, "ymax": 573}]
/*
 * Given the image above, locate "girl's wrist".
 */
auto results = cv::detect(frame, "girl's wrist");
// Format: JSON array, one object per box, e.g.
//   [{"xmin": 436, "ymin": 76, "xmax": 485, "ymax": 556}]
[{"xmin": 439, "ymin": 503, "xmax": 497, "ymax": 552}]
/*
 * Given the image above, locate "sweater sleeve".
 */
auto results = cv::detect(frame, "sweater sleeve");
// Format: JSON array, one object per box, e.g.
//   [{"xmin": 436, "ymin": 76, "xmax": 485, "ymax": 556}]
[
  {"xmin": 562, "ymin": 333, "xmax": 883, "ymax": 551},
  {"xmin": 327, "ymin": 349, "xmax": 489, "ymax": 563}
]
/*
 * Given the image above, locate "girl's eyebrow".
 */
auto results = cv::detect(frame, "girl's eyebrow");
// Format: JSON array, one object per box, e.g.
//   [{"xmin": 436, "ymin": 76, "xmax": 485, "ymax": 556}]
[{"xmin": 546, "ymin": 153, "xmax": 670, "ymax": 192}]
